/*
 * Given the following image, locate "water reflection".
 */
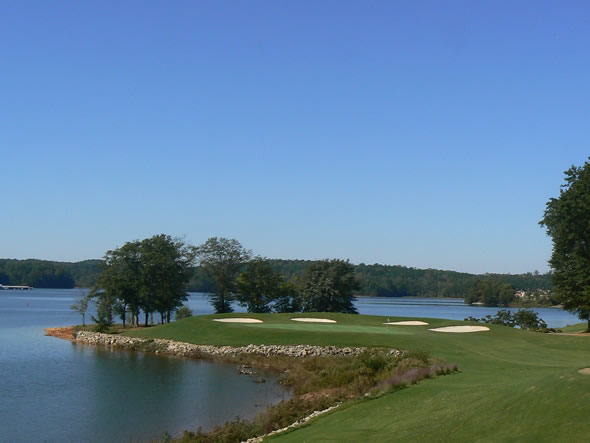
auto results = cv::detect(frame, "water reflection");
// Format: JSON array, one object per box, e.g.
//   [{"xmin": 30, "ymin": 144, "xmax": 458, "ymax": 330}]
[{"xmin": 0, "ymin": 290, "xmax": 289, "ymax": 442}]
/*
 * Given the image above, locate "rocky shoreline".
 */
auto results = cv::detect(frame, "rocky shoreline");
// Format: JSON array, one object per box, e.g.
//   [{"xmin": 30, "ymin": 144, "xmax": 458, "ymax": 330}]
[
  {"xmin": 69, "ymin": 330, "xmax": 403, "ymax": 359},
  {"xmin": 242, "ymin": 402, "xmax": 342, "ymax": 443},
  {"xmin": 45, "ymin": 328, "xmax": 410, "ymax": 441}
]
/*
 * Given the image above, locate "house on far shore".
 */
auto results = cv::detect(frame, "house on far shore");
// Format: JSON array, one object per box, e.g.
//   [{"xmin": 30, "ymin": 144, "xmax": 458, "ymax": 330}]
[{"xmin": 514, "ymin": 289, "xmax": 552, "ymax": 300}]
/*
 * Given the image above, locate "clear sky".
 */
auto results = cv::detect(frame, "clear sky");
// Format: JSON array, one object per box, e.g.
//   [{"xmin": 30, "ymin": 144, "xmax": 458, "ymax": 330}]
[{"xmin": 2, "ymin": 1, "xmax": 589, "ymax": 274}]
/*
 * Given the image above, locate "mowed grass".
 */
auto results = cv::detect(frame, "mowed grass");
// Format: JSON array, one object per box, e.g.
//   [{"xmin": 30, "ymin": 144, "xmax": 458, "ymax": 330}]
[
  {"xmin": 124, "ymin": 313, "xmax": 590, "ymax": 442},
  {"xmin": 123, "ymin": 312, "xmax": 430, "ymax": 346}
]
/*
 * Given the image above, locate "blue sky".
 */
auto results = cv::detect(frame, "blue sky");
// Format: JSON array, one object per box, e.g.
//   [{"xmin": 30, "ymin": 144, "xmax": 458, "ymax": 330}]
[{"xmin": 2, "ymin": 1, "xmax": 589, "ymax": 274}]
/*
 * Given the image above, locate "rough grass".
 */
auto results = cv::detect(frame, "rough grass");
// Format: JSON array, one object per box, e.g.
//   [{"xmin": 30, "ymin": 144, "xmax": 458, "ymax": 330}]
[
  {"xmin": 560, "ymin": 322, "xmax": 588, "ymax": 333},
  {"xmin": 124, "ymin": 314, "xmax": 590, "ymax": 442},
  {"xmin": 175, "ymin": 350, "xmax": 455, "ymax": 442}
]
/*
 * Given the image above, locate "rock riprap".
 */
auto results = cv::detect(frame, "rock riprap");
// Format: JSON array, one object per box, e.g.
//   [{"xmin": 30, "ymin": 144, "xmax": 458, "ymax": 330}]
[{"xmin": 73, "ymin": 330, "xmax": 402, "ymax": 359}]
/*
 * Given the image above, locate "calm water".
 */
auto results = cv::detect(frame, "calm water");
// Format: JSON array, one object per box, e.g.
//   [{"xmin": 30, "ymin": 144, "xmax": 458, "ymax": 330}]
[
  {"xmin": 0, "ymin": 289, "xmax": 286, "ymax": 443},
  {"xmin": 355, "ymin": 297, "xmax": 580, "ymax": 328},
  {"xmin": 0, "ymin": 290, "xmax": 580, "ymax": 442}
]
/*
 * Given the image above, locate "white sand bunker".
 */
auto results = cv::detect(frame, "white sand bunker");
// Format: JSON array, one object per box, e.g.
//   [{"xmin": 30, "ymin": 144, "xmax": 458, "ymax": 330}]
[
  {"xmin": 578, "ymin": 368, "xmax": 590, "ymax": 376},
  {"xmin": 384, "ymin": 321, "xmax": 429, "ymax": 326},
  {"xmin": 213, "ymin": 318, "xmax": 263, "ymax": 323},
  {"xmin": 291, "ymin": 318, "xmax": 336, "ymax": 323},
  {"xmin": 429, "ymin": 325, "xmax": 490, "ymax": 333}
]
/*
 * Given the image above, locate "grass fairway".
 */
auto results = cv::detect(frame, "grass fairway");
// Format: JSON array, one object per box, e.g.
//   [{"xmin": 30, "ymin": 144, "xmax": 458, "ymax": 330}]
[{"xmin": 124, "ymin": 313, "xmax": 590, "ymax": 442}]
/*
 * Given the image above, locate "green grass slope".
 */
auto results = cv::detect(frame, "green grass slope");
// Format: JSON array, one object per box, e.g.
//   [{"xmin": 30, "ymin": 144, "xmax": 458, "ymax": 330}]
[
  {"xmin": 124, "ymin": 314, "xmax": 590, "ymax": 442},
  {"xmin": 560, "ymin": 322, "xmax": 587, "ymax": 333}
]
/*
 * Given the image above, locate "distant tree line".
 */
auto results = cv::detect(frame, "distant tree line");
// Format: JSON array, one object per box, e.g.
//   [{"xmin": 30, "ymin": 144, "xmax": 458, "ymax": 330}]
[
  {"xmin": 0, "ymin": 257, "xmax": 552, "ymax": 300},
  {"xmin": 0, "ymin": 259, "xmax": 77, "ymax": 288},
  {"xmin": 188, "ymin": 262, "xmax": 552, "ymax": 301},
  {"xmin": 191, "ymin": 263, "xmax": 552, "ymax": 299}
]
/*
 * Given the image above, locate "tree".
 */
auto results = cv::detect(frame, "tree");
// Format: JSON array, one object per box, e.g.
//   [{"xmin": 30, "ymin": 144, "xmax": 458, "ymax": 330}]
[
  {"xmin": 236, "ymin": 258, "xmax": 283, "ymax": 313},
  {"xmin": 514, "ymin": 309, "xmax": 547, "ymax": 331},
  {"xmin": 195, "ymin": 237, "xmax": 251, "ymax": 313},
  {"xmin": 91, "ymin": 234, "xmax": 195, "ymax": 328},
  {"xmin": 498, "ymin": 283, "xmax": 515, "ymax": 306},
  {"xmin": 140, "ymin": 235, "xmax": 195, "ymax": 324},
  {"xmin": 70, "ymin": 291, "xmax": 91, "ymax": 326},
  {"xmin": 274, "ymin": 281, "xmax": 302, "ymax": 313},
  {"xmin": 299, "ymin": 259, "xmax": 359, "ymax": 313},
  {"xmin": 175, "ymin": 304, "xmax": 193, "ymax": 320},
  {"xmin": 90, "ymin": 288, "xmax": 116, "ymax": 332},
  {"xmin": 97, "ymin": 240, "xmax": 143, "ymax": 328},
  {"xmin": 540, "ymin": 159, "xmax": 590, "ymax": 331}
]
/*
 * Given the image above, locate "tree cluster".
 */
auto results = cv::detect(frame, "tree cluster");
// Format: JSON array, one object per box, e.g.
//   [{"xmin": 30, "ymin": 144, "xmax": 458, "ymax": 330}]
[
  {"xmin": 195, "ymin": 237, "xmax": 360, "ymax": 314},
  {"xmin": 91, "ymin": 234, "xmax": 195, "ymax": 330},
  {"xmin": 465, "ymin": 279, "xmax": 515, "ymax": 307},
  {"xmin": 298, "ymin": 259, "xmax": 359, "ymax": 313},
  {"xmin": 235, "ymin": 258, "xmax": 358, "ymax": 314},
  {"xmin": 465, "ymin": 309, "xmax": 550, "ymax": 331}
]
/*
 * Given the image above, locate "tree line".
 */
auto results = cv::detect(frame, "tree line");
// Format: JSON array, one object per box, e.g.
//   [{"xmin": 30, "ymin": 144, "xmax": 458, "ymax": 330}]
[
  {"xmin": 0, "ymin": 257, "xmax": 552, "ymax": 299},
  {"xmin": 90, "ymin": 235, "xmax": 194, "ymax": 329},
  {"xmin": 0, "ymin": 259, "xmax": 76, "ymax": 288}
]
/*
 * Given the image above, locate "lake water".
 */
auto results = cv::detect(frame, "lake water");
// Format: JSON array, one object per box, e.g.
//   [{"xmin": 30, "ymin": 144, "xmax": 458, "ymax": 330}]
[
  {"xmin": 0, "ymin": 290, "xmax": 580, "ymax": 442},
  {"xmin": 0, "ymin": 289, "xmax": 288, "ymax": 442},
  {"xmin": 354, "ymin": 297, "xmax": 580, "ymax": 328}
]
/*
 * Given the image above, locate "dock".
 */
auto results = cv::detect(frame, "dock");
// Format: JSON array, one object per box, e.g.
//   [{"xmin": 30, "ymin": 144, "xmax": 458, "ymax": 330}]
[{"xmin": 0, "ymin": 284, "xmax": 33, "ymax": 290}]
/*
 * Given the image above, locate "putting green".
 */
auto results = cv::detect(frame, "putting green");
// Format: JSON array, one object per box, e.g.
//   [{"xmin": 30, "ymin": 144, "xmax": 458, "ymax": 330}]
[{"xmin": 245, "ymin": 323, "xmax": 412, "ymax": 335}]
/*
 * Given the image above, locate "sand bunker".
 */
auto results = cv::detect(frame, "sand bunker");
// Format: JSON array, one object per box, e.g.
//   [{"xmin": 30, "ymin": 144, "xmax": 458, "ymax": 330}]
[
  {"xmin": 429, "ymin": 325, "xmax": 490, "ymax": 333},
  {"xmin": 384, "ymin": 321, "xmax": 429, "ymax": 326},
  {"xmin": 213, "ymin": 318, "xmax": 263, "ymax": 324},
  {"xmin": 290, "ymin": 318, "xmax": 337, "ymax": 323},
  {"xmin": 578, "ymin": 368, "xmax": 590, "ymax": 376}
]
